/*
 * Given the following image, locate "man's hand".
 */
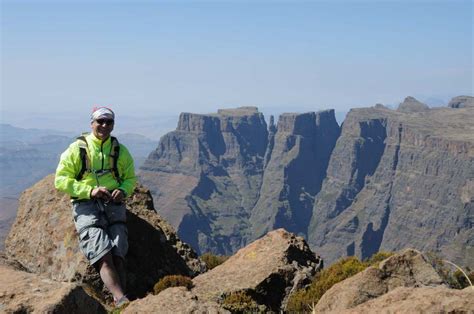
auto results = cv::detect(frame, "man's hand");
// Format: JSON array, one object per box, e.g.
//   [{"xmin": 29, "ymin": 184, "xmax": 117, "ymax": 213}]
[
  {"xmin": 91, "ymin": 187, "xmax": 111, "ymax": 201},
  {"xmin": 111, "ymin": 189, "xmax": 124, "ymax": 203}
]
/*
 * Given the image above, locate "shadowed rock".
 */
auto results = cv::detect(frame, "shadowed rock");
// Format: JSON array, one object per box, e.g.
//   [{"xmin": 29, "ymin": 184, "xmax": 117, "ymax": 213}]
[{"xmin": 5, "ymin": 174, "xmax": 205, "ymax": 302}]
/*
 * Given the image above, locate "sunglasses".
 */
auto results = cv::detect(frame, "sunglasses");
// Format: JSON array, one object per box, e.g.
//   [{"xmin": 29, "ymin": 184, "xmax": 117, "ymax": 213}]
[{"xmin": 95, "ymin": 119, "xmax": 114, "ymax": 125}]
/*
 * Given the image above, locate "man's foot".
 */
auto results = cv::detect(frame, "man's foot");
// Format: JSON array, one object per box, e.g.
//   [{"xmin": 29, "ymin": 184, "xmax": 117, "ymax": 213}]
[{"xmin": 114, "ymin": 295, "xmax": 130, "ymax": 308}]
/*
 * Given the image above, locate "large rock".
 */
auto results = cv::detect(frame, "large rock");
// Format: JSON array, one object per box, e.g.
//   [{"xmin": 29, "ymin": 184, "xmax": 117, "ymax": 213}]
[
  {"xmin": 124, "ymin": 287, "xmax": 227, "ymax": 314},
  {"xmin": 5, "ymin": 174, "xmax": 205, "ymax": 301},
  {"xmin": 192, "ymin": 229, "xmax": 322, "ymax": 311},
  {"xmin": 313, "ymin": 249, "xmax": 444, "ymax": 312},
  {"xmin": 0, "ymin": 263, "xmax": 105, "ymax": 313},
  {"xmin": 341, "ymin": 286, "xmax": 474, "ymax": 314},
  {"xmin": 124, "ymin": 229, "xmax": 322, "ymax": 312}
]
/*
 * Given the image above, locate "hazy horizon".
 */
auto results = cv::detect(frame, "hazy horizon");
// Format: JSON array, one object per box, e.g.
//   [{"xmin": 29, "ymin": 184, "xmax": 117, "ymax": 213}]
[{"xmin": 1, "ymin": 0, "xmax": 472, "ymax": 137}]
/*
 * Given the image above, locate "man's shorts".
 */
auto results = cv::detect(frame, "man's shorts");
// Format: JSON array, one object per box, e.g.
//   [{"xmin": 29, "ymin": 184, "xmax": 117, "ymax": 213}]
[{"xmin": 72, "ymin": 200, "xmax": 128, "ymax": 265}]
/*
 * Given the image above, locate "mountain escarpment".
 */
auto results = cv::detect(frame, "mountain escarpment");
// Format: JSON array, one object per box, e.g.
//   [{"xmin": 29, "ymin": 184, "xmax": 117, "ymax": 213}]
[
  {"xmin": 140, "ymin": 97, "xmax": 474, "ymax": 267},
  {"xmin": 309, "ymin": 99, "xmax": 474, "ymax": 265},
  {"xmin": 140, "ymin": 107, "xmax": 339, "ymax": 255}
]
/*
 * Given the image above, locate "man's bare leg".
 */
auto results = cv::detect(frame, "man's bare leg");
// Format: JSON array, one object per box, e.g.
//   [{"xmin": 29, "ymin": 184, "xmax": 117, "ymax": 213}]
[
  {"xmin": 98, "ymin": 252, "xmax": 125, "ymax": 301},
  {"xmin": 113, "ymin": 255, "xmax": 127, "ymax": 293}
]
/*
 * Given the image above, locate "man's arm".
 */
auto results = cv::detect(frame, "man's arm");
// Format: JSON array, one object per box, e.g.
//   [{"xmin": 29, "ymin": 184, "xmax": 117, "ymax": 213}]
[
  {"xmin": 116, "ymin": 144, "xmax": 137, "ymax": 198},
  {"xmin": 54, "ymin": 143, "xmax": 94, "ymax": 199}
]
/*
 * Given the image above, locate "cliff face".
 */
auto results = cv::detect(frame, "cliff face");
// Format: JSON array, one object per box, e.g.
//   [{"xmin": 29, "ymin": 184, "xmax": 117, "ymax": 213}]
[
  {"xmin": 140, "ymin": 107, "xmax": 340, "ymax": 255},
  {"xmin": 308, "ymin": 103, "xmax": 474, "ymax": 265},
  {"xmin": 140, "ymin": 98, "xmax": 473, "ymax": 267},
  {"xmin": 251, "ymin": 110, "xmax": 340, "ymax": 240}
]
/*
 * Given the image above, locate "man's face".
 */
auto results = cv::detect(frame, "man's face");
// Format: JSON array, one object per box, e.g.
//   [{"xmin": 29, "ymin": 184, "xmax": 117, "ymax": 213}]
[{"xmin": 91, "ymin": 118, "xmax": 114, "ymax": 140}]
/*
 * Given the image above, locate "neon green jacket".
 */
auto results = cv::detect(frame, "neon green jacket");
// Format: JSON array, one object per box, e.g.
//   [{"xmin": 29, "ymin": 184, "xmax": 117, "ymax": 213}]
[{"xmin": 55, "ymin": 133, "xmax": 137, "ymax": 200}]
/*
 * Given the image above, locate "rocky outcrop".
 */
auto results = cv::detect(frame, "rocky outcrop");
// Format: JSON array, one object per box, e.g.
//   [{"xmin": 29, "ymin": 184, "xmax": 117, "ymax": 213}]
[
  {"xmin": 139, "ymin": 107, "xmax": 339, "ymax": 255},
  {"xmin": 448, "ymin": 95, "xmax": 474, "ymax": 108},
  {"xmin": 125, "ymin": 229, "xmax": 322, "ymax": 312},
  {"xmin": 341, "ymin": 286, "xmax": 474, "ymax": 313},
  {"xmin": 314, "ymin": 249, "xmax": 443, "ymax": 312},
  {"xmin": 308, "ymin": 103, "xmax": 474, "ymax": 265},
  {"xmin": 5, "ymin": 174, "xmax": 204, "ymax": 301},
  {"xmin": 314, "ymin": 249, "xmax": 473, "ymax": 313},
  {"xmin": 0, "ymin": 263, "xmax": 105, "ymax": 313},
  {"xmin": 397, "ymin": 96, "xmax": 429, "ymax": 112}
]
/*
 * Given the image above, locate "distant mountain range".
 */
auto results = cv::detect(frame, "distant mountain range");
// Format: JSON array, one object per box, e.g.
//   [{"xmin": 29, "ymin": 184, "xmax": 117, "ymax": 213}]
[{"xmin": 139, "ymin": 96, "xmax": 474, "ymax": 267}]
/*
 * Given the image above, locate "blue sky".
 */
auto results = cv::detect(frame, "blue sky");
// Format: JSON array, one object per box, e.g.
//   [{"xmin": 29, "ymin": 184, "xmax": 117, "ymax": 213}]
[{"xmin": 1, "ymin": 0, "xmax": 472, "ymax": 133}]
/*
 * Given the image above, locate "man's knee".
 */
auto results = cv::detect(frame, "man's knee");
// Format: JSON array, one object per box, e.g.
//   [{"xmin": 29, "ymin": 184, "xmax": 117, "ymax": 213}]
[{"xmin": 97, "ymin": 252, "xmax": 114, "ymax": 269}]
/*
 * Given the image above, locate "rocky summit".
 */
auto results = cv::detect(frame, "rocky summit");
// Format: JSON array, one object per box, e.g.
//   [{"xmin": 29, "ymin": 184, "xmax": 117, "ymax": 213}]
[
  {"xmin": 139, "ymin": 98, "xmax": 474, "ymax": 267},
  {"xmin": 5, "ymin": 174, "xmax": 205, "ymax": 303}
]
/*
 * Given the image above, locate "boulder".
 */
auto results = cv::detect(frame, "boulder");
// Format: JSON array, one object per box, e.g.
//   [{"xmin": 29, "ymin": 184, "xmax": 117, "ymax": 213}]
[
  {"xmin": 192, "ymin": 228, "xmax": 322, "ymax": 311},
  {"xmin": 5, "ymin": 174, "xmax": 205, "ymax": 301},
  {"xmin": 314, "ymin": 249, "xmax": 444, "ymax": 312},
  {"xmin": 0, "ymin": 263, "xmax": 105, "ymax": 313},
  {"xmin": 123, "ymin": 287, "xmax": 227, "ymax": 314},
  {"xmin": 341, "ymin": 286, "xmax": 474, "ymax": 313}
]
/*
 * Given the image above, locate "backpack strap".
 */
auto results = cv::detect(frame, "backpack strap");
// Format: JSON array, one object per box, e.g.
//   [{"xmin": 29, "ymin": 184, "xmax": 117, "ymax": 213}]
[
  {"xmin": 109, "ymin": 136, "xmax": 122, "ymax": 184},
  {"xmin": 76, "ymin": 135, "xmax": 90, "ymax": 181}
]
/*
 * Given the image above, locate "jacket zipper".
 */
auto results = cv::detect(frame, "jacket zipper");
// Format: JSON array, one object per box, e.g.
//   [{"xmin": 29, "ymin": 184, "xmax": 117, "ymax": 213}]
[{"xmin": 100, "ymin": 141, "xmax": 105, "ymax": 171}]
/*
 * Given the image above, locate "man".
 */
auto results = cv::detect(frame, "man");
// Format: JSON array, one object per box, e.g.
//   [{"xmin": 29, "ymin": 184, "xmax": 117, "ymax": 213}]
[{"xmin": 55, "ymin": 107, "xmax": 136, "ymax": 307}]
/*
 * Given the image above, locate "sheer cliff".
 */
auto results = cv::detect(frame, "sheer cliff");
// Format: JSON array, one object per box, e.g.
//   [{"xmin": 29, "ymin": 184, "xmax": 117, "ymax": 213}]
[
  {"xmin": 139, "ymin": 97, "xmax": 474, "ymax": 267},
  {"xmin": 308, "ymin": 99, "xmax": 474, "ymax": 265}
]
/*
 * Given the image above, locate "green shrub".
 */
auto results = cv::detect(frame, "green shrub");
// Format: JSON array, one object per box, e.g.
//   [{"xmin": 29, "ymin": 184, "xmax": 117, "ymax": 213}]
[
  {"xmin": 222, "ymin": 291, "xmax": 263, "ymax": 313},
  {"xmin": 286, "ymin": 256, "xmax": 367, "ymax": 312},
  {"xmin": 365, "ymin": 251, "xmax": 394, "ymax": 266},
  {"xmin": 153, "ymin": 275, "xmax": 194, "ymax": 295},
  {"xmin": 201, "ymin": 252, "xmax": 229, "ymax": 270}
]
